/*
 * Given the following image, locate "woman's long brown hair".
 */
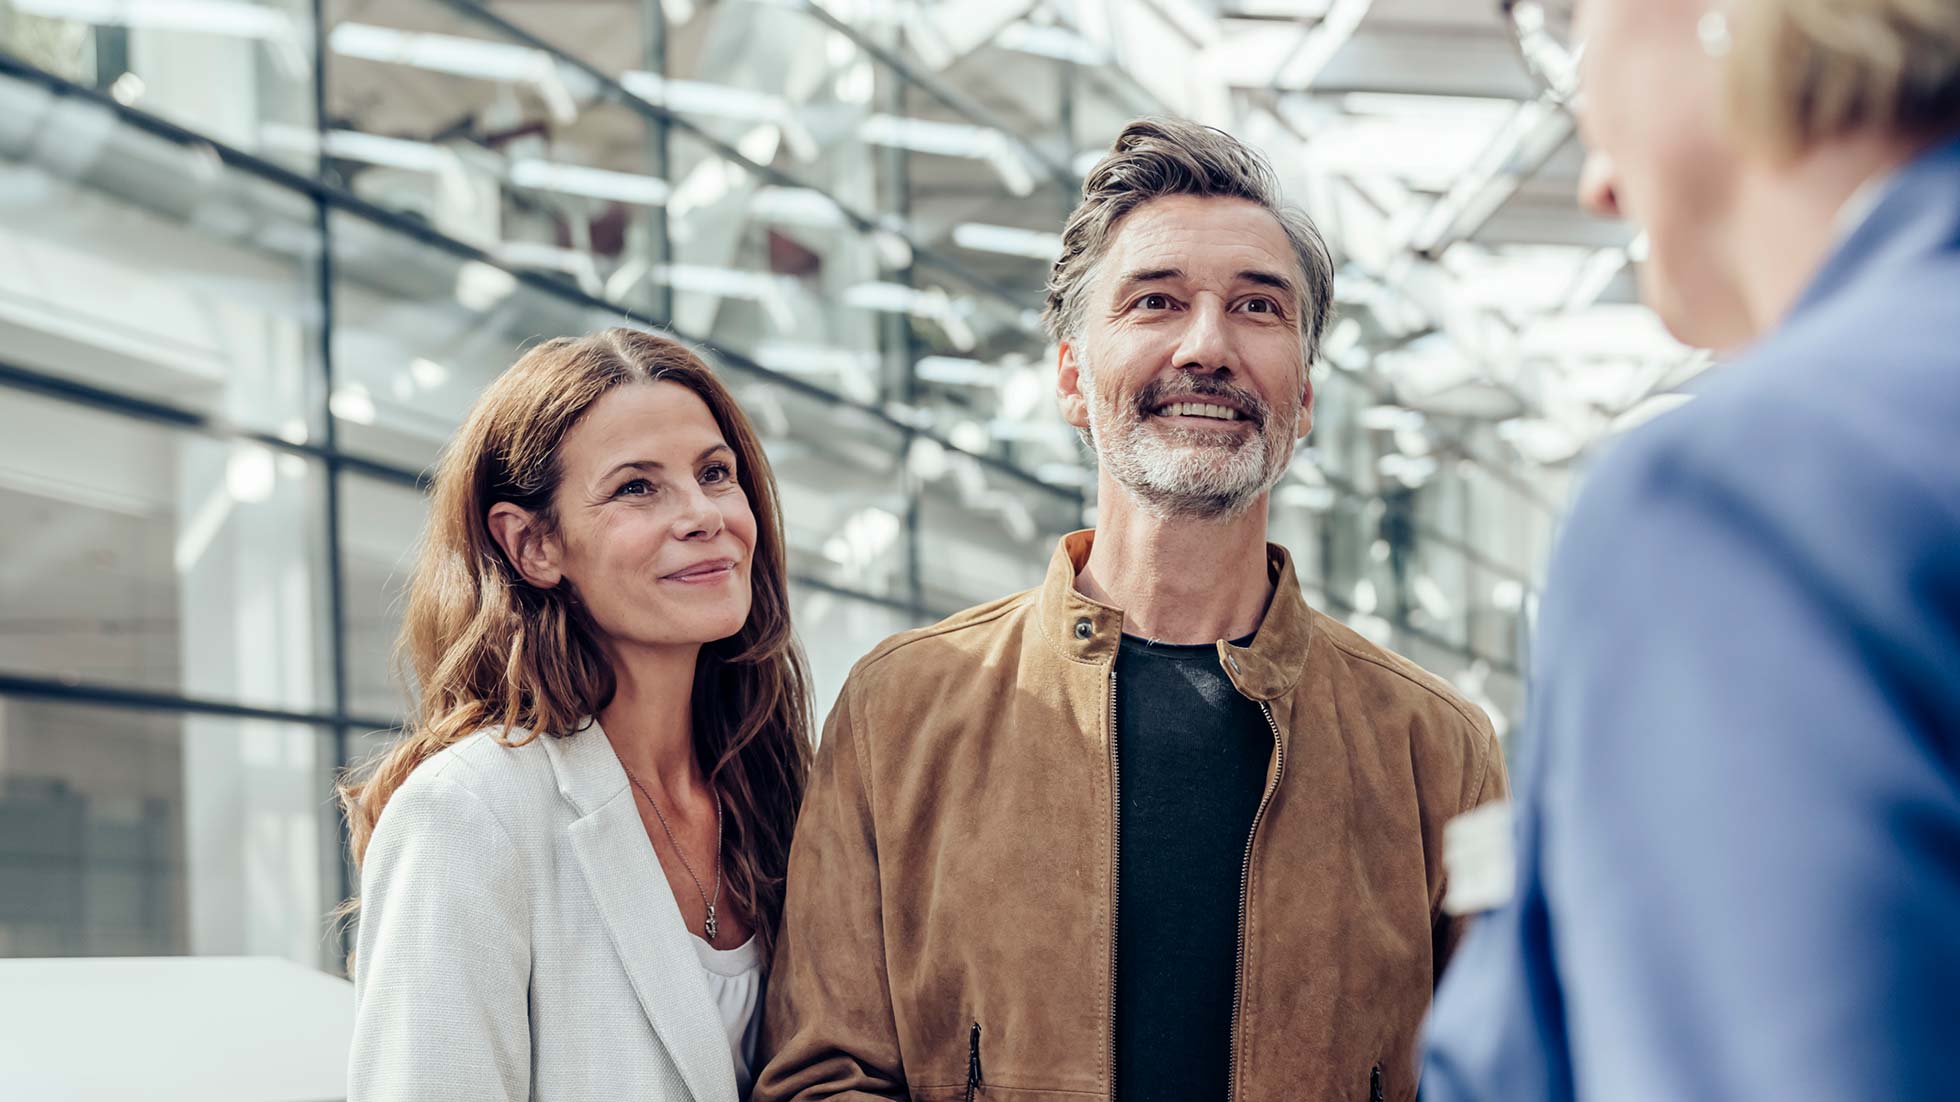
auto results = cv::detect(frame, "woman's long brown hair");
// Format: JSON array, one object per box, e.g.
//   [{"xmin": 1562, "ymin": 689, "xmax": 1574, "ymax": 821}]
[{"xmin": 338, "ymin": 327, "xmax": 813, "ymax": 964}]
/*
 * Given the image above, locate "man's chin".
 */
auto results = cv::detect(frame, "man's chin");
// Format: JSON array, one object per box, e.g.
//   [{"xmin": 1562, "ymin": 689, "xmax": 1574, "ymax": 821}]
[{"xmin": 1144, "ymin": 422, "xmax": 1257, "ymax": 450}]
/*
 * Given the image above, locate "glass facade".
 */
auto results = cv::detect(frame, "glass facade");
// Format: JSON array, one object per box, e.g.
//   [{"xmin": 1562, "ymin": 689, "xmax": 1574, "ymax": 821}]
[{"xmin": 1, "ymin": 0, "xmax": 1570, "ymax": 973}]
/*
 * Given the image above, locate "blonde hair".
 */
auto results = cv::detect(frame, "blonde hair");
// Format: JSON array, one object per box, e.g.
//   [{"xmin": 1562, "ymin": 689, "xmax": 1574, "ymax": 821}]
[
  {"xmin": 338, "ymin": 327, "xmax": 812, "ymax": 964},
  {"xmin": 1730, "ymin": 0, "xmax": 1960, "ymax": 154}
]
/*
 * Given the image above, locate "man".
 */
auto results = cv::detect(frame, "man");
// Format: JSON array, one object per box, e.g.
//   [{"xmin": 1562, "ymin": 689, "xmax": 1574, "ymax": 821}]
[
  {"xmin": 1422, "ymin": 1, "xmax": 1960, "ymax": 1100},
  {"xmin": 759, "ymin": 117, "xmax": 1508, "ymax": 1102}
]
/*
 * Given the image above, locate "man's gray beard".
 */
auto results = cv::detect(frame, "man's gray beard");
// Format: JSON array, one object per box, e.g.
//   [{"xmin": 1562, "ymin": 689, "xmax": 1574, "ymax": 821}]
[{"xmin": 1081, "ymin": 362, "xmax": 1297, "ymax": 521}]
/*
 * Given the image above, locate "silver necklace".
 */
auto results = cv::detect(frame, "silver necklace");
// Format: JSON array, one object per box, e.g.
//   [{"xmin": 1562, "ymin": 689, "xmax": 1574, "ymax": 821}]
[{"xmin": 621, "ymin": 765, "xmax": 724, "ymax": 942}]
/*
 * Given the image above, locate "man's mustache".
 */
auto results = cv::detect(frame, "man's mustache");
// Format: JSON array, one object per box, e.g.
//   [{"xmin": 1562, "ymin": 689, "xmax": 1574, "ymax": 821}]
[{"xmin": 1128, "ymin": 375, "xmax": 1270, "ymax": 430}]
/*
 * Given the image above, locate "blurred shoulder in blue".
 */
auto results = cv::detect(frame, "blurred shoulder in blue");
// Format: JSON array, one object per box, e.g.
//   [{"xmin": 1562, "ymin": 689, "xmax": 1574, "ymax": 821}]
[{"xmin": 1420, "ymin": 134, "xmax": 1960, "ymax": 1101}]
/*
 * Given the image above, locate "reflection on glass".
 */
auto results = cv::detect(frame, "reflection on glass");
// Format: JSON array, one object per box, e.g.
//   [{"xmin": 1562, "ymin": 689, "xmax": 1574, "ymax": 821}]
[
  {"xmin": 328, "ymin": 210, "xmax": 602, "ymax": 470},
  {"xmin": 917, "ymin": 455, "xmax": 1080, "ymax": 612},
  {"xmin": 791, "ymin": 587, "xmax": 920, "ymax": 723},
  {"xmin": 0, "ymin": 697, "xmax": 338, "ymax": 967},
  {"xmin": 0, "ymin": 70, "xmax": 322, "ymax": 436},
  {"xmin": 338, "ymin": 472, "xmax": 425, "ymax": 722},
  {"xmin": 0, "ymin": 0, "xmax": 318, "ymax": 173},
  {"xmin": 0, "ymin": 390, "xmax": 331, "ymax": 713}
]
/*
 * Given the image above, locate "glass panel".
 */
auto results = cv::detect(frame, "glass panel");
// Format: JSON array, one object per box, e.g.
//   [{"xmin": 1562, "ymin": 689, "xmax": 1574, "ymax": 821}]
[
  {"xmin": 0, "ymin": 0, "xmax": 317, "ymax": 173},
  {"xmin": 790, "ymin": 586, "xmax": 920, "ymax": 726},
  {"xmin": 916, "ymin": 452, "xmax": 1081, "ymax": 612},
  {"xmin": 345, "ymin": 725, "xmax": 405, "ymax": 785},
  {"xmin": 327, "ymin": 208, "xmax": 600, "ymax": 470},
  {"xmin": 666, "ymin": 125, "xmax": 888, "ymax": 399},
  {"xmin": 0, "ymin": 697, "xmax": 339, "ymax": 969},
  {"xmin": 758, "ymin": 382, "xmax": 911, "ymax": 600},
  {"xmin": 338, "ymin": 472, "xmax": 424, "ymax": 723},
  {"xmin": 322, "ymin": 0, "xmax": 671, "ymax": 320},
  {"xmin": 897, "ymin": 255, "xmax": 1068, "ymax": 467},
  {"xmin": 0, "ymin": 389, "xmax": 332, "ymax": 712},
  {"xmin": 0, "ymin": 69, "xmax": 323, "ymax": 437}
]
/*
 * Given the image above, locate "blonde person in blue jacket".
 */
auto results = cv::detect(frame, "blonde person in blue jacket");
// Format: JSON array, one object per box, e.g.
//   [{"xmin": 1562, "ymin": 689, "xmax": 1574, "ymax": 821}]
[{"xmin": 1423, "ymin": 1, "xmax": 1960, "ymax": 1099}]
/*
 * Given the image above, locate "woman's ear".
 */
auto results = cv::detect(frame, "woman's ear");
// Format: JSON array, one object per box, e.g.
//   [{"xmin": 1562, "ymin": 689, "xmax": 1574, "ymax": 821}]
[{"xmin": 486, "ymin": 502, "xmax": 564, "ymax": 589}]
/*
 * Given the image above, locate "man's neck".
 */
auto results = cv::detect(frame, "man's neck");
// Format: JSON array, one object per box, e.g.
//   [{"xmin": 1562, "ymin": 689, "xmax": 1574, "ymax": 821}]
[{"xmin": 1076, "ymin": 477, "xmax": 1275, "ymax": 645}]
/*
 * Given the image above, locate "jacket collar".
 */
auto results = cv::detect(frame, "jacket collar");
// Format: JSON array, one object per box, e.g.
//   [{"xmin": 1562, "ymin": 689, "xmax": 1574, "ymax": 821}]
[
  {"xmin": 1036, "ymin": 528, "xmax": 1314, "ymax": 702},
  {"xmin": 540, "ymin": 725, "xmax": 738, "ymax": 1102},
  {"xmin": 1792, "ymin": 133, "xmax": 1960, "ymax": 323}
]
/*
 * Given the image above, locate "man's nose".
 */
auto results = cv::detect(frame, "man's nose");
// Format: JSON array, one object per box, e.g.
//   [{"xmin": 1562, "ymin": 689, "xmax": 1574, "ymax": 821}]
[{"xmin": 1171, "ymin": 298, "xmax": 1233, "ymax": 373}]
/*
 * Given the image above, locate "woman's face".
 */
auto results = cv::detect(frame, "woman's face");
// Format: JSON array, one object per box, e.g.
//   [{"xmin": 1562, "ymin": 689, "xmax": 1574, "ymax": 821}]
[
  {"xmin": 495, "ymin": 380, "xmax": 758, "ymax": 656},
  {"xmin": 1574, "ymin": 0, "xmax": 1756, "ymax": 349}
]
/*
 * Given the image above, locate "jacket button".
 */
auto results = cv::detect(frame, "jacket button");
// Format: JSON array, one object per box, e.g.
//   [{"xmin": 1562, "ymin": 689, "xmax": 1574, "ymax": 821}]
[{"xmin": 1073, "ymin": 618, "xmax": 1093, "ymax": 640}]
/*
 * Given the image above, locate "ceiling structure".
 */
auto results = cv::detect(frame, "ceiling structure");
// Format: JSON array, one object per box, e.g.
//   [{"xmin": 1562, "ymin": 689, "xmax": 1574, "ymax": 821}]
[{"xmin": 299, "ymin": 0, "xmax": 1703, "ymax": 492}]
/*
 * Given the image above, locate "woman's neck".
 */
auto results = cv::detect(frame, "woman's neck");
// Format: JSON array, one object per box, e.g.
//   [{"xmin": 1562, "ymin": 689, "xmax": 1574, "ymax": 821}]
[
  {"xmin": 598, "ymin": 641, "xmax": 704, "ymax": 798},
  {"xmin": 1730, "ymin": 131, "xmax": 1925, "ymax": 339}
]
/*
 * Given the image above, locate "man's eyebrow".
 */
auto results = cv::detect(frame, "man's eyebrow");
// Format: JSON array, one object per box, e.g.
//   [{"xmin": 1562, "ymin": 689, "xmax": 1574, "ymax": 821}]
[
  {"xmin": 1238, "ymin": 269, "xmax": 1297, "ymax": 296},
  {"xmin": 1114, "ymin": 267, "xmax": 1184, "ymax": 292}
]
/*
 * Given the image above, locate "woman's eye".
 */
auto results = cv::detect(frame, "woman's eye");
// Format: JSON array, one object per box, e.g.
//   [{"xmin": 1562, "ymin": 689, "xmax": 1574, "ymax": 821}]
[
  {"xmin": 701, "ymin": 462, "xmax": 734, "ymax": 485},
  {"xmin": 615, "ymin": 477, "xmax": 654, "ymax": 497}
]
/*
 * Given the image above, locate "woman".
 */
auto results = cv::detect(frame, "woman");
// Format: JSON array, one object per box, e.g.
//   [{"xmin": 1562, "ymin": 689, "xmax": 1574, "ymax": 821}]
[
  {"xmin": 342, "ymin": 328, "xmax": 811, "ymax": 1102},
  {"xmin": 1423, "ymin": 1, "xmax": 1959, "ymax": 1100}
]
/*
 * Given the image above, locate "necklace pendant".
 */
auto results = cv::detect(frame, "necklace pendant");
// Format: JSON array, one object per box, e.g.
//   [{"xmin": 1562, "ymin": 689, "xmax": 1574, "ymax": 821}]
[{"xmin": 704, "ymin": 905, "xmax": 718, "ymax": 942}]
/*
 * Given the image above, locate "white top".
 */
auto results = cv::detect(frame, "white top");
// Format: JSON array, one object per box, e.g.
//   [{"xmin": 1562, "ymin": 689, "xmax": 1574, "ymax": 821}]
[{"xmin": 691, "ymin": 935, "xmax": 764, "ymax": 1096}]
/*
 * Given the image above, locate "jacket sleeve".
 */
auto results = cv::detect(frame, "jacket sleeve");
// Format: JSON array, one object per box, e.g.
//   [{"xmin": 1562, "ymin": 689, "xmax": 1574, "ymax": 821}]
[
  {"xmin": 756, "ymin": 676, "xmax": 908, "ymax": 1100},
  {"xmin": 1431, "ymin": 714, "xmax": 1511, "ymax": 983},
  {"xmin": 348, "ymin": 770, "xmax": 532, "ymax": 1102}
]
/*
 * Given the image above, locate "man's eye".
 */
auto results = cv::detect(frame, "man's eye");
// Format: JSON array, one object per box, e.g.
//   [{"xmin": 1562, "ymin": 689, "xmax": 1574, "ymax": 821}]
[
  {"xmin": 615, "ymin": 478, "xmax": 654, "ymax": 497},
  {"xmin": 1137, "ymin": 293, "xmax": 1174, "ymax": 311},
  {"xmin": 1242, "ymin": 297, "xmax": 1280, "ymax": 314}
]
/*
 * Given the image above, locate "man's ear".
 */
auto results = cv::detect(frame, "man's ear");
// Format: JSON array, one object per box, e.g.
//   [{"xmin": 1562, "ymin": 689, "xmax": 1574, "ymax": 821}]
[
  {"xmin": 1057, "ymin": 341, "xmax": 1090, "ymax": 431},
  {"xmin": 1295, "ymin": 371, "xmax": 1316, "ymax": 440},
  {"xmin": 486, "ymin": 502, "xmax": 564, "ymax": 589}
]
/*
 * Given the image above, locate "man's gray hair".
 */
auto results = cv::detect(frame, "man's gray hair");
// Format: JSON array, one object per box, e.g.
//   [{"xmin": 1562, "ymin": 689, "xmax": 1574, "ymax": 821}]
[{"xmin": 1042, "ymin": 116, "xmax": 1336, "ymax": 367}]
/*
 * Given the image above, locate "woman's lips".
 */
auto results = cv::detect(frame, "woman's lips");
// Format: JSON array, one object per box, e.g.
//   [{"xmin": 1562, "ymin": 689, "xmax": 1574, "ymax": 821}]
[{"xmin": 661, "ymin": 559, "xmax": 738, "ymax": 584}]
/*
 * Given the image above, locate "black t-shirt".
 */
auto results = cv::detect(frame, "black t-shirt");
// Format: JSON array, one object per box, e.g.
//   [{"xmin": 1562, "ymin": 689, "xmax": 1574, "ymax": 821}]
[{"xmin": 1113, "ymin": 631, "xmax": 1272, "ymax": 1102}]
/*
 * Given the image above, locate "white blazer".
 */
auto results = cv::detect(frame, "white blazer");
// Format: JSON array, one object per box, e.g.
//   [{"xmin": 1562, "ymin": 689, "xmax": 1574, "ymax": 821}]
[{"xmin": 349, "ymin": 723, "xmax": 741, "ymax": 1102}]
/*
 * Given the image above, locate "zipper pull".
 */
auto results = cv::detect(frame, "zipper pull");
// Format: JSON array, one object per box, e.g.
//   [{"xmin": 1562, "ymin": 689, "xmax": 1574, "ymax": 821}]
[
  {"xmin": 1370, "ymin": 1064, "xmax": 1384, "ymax": 1102},
  {"xmin": 965, "ymin": 1021, "xmax": 983, "ymax": 1102}
]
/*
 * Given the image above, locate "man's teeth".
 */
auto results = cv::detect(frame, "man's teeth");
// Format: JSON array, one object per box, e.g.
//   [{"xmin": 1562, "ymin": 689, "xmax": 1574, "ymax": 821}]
[{"xmin": 1159, "ymin": 401, "xmax": 1243, "ymax": 421}]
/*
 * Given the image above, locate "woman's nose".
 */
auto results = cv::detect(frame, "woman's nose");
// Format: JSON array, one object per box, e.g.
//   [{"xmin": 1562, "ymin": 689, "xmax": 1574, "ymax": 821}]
[{"xmin": 1578, "ymin": 149, "xmax": 1623, "ymax": 220}]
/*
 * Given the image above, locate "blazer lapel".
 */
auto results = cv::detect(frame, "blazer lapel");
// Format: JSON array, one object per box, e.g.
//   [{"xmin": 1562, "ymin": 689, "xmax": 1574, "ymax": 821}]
[{"xmin": 546, "ymin": 726, "xmax": 738, "ymax": 1102}]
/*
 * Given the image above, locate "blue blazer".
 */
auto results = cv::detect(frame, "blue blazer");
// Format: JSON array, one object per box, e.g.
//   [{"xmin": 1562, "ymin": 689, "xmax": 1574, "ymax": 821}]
[{"xmin": 1421, "ymin": 135, "xmax": 1960, "ymax": 1101}]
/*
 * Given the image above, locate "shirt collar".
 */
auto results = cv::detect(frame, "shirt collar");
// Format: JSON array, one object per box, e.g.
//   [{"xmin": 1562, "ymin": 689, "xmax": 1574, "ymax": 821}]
[{"xmin": 1036, "ymin": 529, "xmax": 1314, "ymax": 701}]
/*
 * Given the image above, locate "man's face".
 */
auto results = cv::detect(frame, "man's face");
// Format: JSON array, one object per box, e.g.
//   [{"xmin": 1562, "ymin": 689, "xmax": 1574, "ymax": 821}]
[
  {"xmin": 1573, "ymin": 0, "xmax": 1754, "ymax": 349},
  {"xmin": 1057, "ymin": 194, "xmax": 1314, "ymax": 520}
]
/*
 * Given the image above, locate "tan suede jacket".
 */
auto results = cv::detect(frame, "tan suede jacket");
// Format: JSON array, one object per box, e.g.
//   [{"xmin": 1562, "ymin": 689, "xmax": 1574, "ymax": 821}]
[{"xmin": 759, "ymin": 531, "xmax": 1508, "ymax": 1102}]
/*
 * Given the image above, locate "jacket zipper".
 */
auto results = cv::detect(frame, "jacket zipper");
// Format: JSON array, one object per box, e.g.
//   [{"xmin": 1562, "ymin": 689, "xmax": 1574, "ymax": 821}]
[
  {"xmin": 1370, "ymin": 1064, "xmax": 1385, "ymax": 1102},
  {"xmin": 1106, "ymin": 667, "xmax": 1121, "ymax": 1102},
  {"xmin": 1225, "ymin": 699, "xmax": 1286, "ymax": 1102},
  {"xmin": 966, "ymin": 1021, "xmax": 984, "ymax": 1102}
]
